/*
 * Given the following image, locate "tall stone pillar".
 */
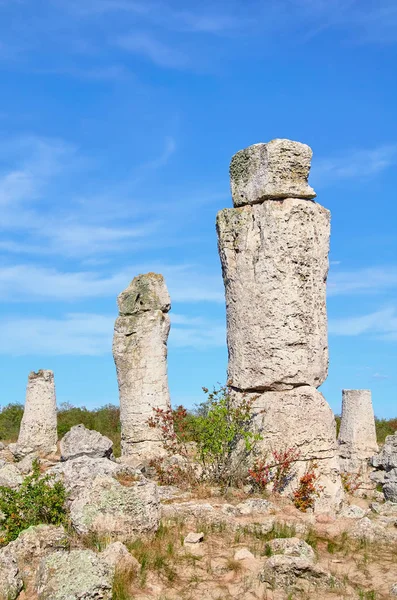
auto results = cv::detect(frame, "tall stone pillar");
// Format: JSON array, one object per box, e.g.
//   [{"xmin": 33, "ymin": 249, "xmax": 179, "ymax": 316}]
[
  {"xmin": 216, "ymin": 139, "xmax": 343, "ymax": 512},
  {"xmin": 13, "ymin": 370, "xmax": 58, "ymax": 458},
  {"xmin": 338, "ymin": 389, "xmax": 378, "ymax": 486},
  {"xmin": 113, "ymin": 273, "xmax": 171, "ymax": 462}
]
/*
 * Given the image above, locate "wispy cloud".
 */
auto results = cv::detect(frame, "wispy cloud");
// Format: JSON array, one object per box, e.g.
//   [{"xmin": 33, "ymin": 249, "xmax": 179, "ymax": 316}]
[
  {"xmin": 170, "ymin": 313, "xmax": 226, "ymax": 349},
  {"xmin": 329, "ymin": 306, "xmax": 397, "ymax": 341},
  {"xmin": 328, "ymin": 266, "xmax": 397, "ymax": 297},
  {"xmin": 116, "ymin": 32, "xmax": 188, "ymax": 69},
  {"xmin": 0, "ymin": 313, "xmax": 113, "ymax": 356},
  {"xmin": 0, "ymin": 263, "xmax": 224, "ymax": 303},
  {"xmin": 312, "ymin": 144, "xmax": 397, "ymax": 185}
]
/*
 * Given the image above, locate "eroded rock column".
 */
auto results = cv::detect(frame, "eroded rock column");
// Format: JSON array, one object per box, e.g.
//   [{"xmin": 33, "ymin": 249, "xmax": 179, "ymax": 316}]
[
  {"xmin": 217, "ymin": 139, "xmax": 343, "ymax": 512},
  {"xmin": 113, "ymin": 273, "xmax": 171, "ymax": 462},
  {"xmin": 13, "ymin": 370, "xmax": 57, "ymax": 458},
  {"xmin": 338, "ymin": 389, "xmax": 378, "ymax": 486}
]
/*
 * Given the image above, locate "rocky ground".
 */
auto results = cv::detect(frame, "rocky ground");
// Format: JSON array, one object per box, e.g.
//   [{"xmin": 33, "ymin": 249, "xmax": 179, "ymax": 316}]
[{"xmin": 0, "ymin": 427, "xmax": 396, "ymax": 600}]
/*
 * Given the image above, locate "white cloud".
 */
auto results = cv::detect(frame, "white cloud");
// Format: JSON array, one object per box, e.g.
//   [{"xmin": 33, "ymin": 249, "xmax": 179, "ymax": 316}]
[
  {"xmin": 0, "ymin": 313, "xmax": 114, "ymax": 356},
  {"xmin": 0, "ymin": 263, "xmax": 224, "ymax": 303},
  {"xmin": 329, "ymin": 306, "xmax": 397, "ymax": 340},
  {"xmin": 312, "ymin": 144, "xmax": 397, "ymax": 185},
  {"xmin": 327, "ymin": 266, "xmax": 397, "ymax": 297}
]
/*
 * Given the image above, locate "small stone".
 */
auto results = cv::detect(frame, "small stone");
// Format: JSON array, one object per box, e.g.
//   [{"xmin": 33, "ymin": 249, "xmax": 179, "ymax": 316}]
[
  {"xmin": 235, "ymin": 499, "xmax": 273, "ymax": 515},
  {"xmin": 391, "ymin": 583, "xmax": 397, "ymax": 597},
  {"xmin": 234, "ymin": 548, "xmax": 255, "ymax": 561},
  {"xmin": 229, "ymin": 139, "xmax": 316, "ymax": 207},
  {"xmin": 259, "ymin": 555, "xmax": 336, "ymax": 590},
  {"xmin": 184, "ymin": 532, "xmax": 204, "ymax": 545},
  {"xmin": 60, "ymin": 424, "xmax": 113, "ymax": 461},
  {"xmin": 101, "ymin": 542, "xmax": 140, "ymax": 572},
  {"xmin": 339, "ymin": 504, "xmax": 367, "ymax": 519},
  {"xmin": 267, "ymin": 537, "xmax": 315, "ymax": 562}
]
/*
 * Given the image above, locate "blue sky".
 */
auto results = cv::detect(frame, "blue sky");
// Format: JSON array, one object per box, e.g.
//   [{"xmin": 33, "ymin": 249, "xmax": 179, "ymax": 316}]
[{"xmin": 0, "ymin": 0, "xmax": 396, "ymax": 418}]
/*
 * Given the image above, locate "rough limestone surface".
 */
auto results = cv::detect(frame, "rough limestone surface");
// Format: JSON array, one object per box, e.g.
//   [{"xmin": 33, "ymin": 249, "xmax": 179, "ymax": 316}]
[
  {"xmin": 5, "ymin": 525, "xmax": 68, "ymax": 584},
  {"xmin": 230, "ymin": 139, "xmax": 316, "ymax": 207},
  {"xmin": 267, "ymin": 537, "xmax": 315, "ymax": 562},
  {"xmin": 244, "ymin": 386, "xmax": 343, "ymax": 512},
  {"xmin": 0, "ymin": 548, "xmax": 22, "ymax": 600},
  {"xmin": 13, "ymin": 370, "xmax": 57, "ymax": 458},
  {"xmin": 70, "ymin": 475, "xmax": 160, "ymax": 538},
  {"xmin": 113, "ymin": 273, "xmax": 171, "ymax": 461},
  {"xmin": 36, "ymin": 550, "xmax": 113, "ymax": 600},
  {"xmin": 217, "ymin": 198, "xmax": 330, "ymax": 390},
  {"xmin": 371, "ymin": 434, "xmax": 397, "ymax": 502},
  {"xmin": 101, "ymin": 542, "xmax": 140, "ymax": 573},
  {"xmin": 259, "ymin": 555, "xmax": 336, "ymax": 590},
  {"xmin": 0, "ymin": 462, "xmax": 23, "ymax": 488},
  {"xmin": 338, "ymin": 390, "xmax": 378, "ymax": 480},
  {"xmin": 60, "ymin": 424, "xmax": 114, "ymax": 461}
]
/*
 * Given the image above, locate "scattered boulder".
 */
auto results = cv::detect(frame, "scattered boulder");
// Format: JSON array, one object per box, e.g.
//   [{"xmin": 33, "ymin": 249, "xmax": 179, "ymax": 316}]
[
  {"xmin": 267, "ymin": 537, "xmax": 315, "ymax": 562},
  {"xmin": 101, "ymin": 541, "xmax": 140, "ymax": 573},
  {"xmin": 15, "ymin": 453, "xmax": 38, "ymax": 475},
  {"xmin": 235, "ymin": 499, "xmax": 273, "ymax": 515},
  {"xmin": 391, "ymin": 583, "xmax": 397, "ymax": 597},
  {"xmin": 70, "ymin": 475, "xmax": 160, "ymax": 538},
  {"xmin": 0, "ymin": 462, "xmax": 23, "ymax": 488},
  {"xmin": 259, "ymin": 555, "xmax": 337, "ymax": 591},
  {"xmin": 60, "ymin": 424, "xmax": 113, "ymax": 461},
  {"xmin": 36, "ymin": 549, "xmax": 113, "ymax": 600},
  {"xmin": 339, "ymin": 504, "xmax": 367, "ymax": 519}
]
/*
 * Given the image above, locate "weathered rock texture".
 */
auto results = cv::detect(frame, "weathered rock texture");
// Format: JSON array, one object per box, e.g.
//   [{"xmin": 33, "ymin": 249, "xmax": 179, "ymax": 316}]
[
  {"xmin": 60, "ymin": 424, "xmax": 113, "ymax": 461},
  {"xmin": 113, "ymin": 273, "xmax": 171, "ymax": 461},
  {"xmin": 13, "ymin": 370, "xmax": 57, "ymax": 458},
  {"xmin": 371, "ymin": 434, "xmax": 397, "ymax": 502},
  {"xmin": 338, "ymin": 390, "xmax": 378, "ymax": 484},
  {"xmin": 248, "ymin": 386, "xmax": 343, "ymax": 512},
  {"xmin": 217, "ymin": 198, "xmax": 330, "ymax": 390},
  {"xmin": 217, "ymin": 139, "xmax": 343, "ymax": 512},
  {"xmin": 229, "ymin": 139, "xmax": 316, "ymax": 207}
]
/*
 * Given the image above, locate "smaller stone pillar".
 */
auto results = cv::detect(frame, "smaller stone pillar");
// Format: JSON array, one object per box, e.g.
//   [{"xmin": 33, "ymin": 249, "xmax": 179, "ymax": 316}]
[
  {"xmin": 13, "ymin": 370, "xmax": 58, "ymax": 458},
  {"xmin": 338, "ymin": 389, "xmax": 378, "ymax": 486},
  {"xmin": 113, "ymin": 273, "xmax": 171, "ymax": 462}
]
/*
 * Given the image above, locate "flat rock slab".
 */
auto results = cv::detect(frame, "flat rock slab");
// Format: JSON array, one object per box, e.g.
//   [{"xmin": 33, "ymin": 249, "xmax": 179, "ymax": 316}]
[
  {"xmin": 184, "ymin": 532, "xmax": 204, "ymax": 545},
  {"xmin": 230, "ymin": 139, "xmax": 316, "ymax": 207}
]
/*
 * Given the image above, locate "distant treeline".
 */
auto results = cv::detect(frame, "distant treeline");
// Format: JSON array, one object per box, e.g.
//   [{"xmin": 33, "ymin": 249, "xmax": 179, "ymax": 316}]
[{"xmin": 0, "ymin": 403, "xmax": 396, "ymax": 456}]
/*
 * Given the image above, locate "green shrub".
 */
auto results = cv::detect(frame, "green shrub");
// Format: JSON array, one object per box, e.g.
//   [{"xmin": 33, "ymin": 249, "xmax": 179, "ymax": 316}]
[
  {"xmin": 0, "ymin": 403, "xmax": 24, "ymax": 442},
  {"xmin": 0, "ymin": 459, "xmax": 67, "ymax": 545}
]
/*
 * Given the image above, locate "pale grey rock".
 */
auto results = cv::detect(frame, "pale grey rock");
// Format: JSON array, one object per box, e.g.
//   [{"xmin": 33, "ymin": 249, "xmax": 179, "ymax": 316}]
[
  {"xmin": 235, "ymin": 499, "xmax": 273, "ymax": 515},
  {"xmin": 350, "ymin": 517, "xmax": 397, "ymax": 542},
  {"xmin": 217, "ymin": 198, "xmax": 330, "ymax": 390},
  {"xmin": 70, "ymin": 475, "xmax": 160, "ymax": 538},
  {"xmin": 371, "ymin": 434, "xmax": 397, "ymax": 501},
  {"xmin": 184, "ymin": 532, "xmax": 204, "ymax": 545},
  {"xmin": 0, "ymin": 463, "xmax": 23, "ymax": 488},
  {"xmin": 339, "ymin": 504, "xmax": 367, "ymax": 519},
  {"xmin": 244, "ymin": 386, "xmax": 344, "ymax": 513},
  {"xmin": 6, "ymin": 525, "xmax": 68, "ymax": 584},
  {"xmin": 391, "ymin": 583, "xmax": 397, "ymax": 596},
  {"xmin": 16, "ymin": 453, "xmax": 38, "ymax": 475},
  {"xmin": 113, "ymin": 273, "xmax": 171, "ymax": 461},
  {"xmin": 370, "ymin": 500, "xmax": 397, "ymax": 516},
  {"xmin": 36, "ymin": 549, "xmax": 113, "ymax": 600},
  {"xmin": 0, "ymin": 549, "xmax": 22, "ymax": 600},
  {"xmin": 230, "ymin": 139, "xmax": 316, "ymax": 207},
  {"xmin": 267, "ymin": 537, "xmax": 315, "ymax": 562},
  {"xmin": 259, "ymin": 555, "xmax": 336, "ymax": 590},
  {"xmin": 338, "ymin": 390, "xmax": 378, "ymax": 486},
  {"xmin": 47, "ymin": 455, "xmax": 139, "ymax": 502},
  {"xmin": 101, "ymin": 541, "xmax": 140, "ymax": 572},
  {"xmin": 60, "ymin": 424, "xmax": 113, "ymax": 461},
  {"xmin": 13, "ymin": 370, "xmax": 57, "ymax": 459},
  {"xmin": 234, "ymin": 548, "xmax": 255, "ymax": 561}
]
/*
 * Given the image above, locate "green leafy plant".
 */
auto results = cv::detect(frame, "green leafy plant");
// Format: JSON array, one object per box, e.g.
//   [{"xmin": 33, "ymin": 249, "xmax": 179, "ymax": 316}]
[
  {"xmin": 148, "ymin": 386, "xmax": 262, "ymax": 487},
  {"xmin": 0, "ymin": 459, "xmax": 67, "ymax": 544}
]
